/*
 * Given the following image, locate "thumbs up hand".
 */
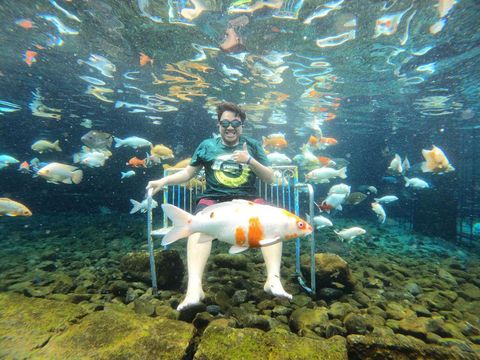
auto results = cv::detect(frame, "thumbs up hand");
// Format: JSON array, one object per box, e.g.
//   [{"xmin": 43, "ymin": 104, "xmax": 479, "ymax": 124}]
[{"xmin": 233, "ymin": 142, "xmax": 252, "ymax": 164}]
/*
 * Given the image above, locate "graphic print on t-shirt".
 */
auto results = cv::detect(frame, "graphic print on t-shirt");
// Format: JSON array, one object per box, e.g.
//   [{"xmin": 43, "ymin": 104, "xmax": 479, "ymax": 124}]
[{"xmin": 212, "ymin": 153, "xmax": 250, "ymax": 187}]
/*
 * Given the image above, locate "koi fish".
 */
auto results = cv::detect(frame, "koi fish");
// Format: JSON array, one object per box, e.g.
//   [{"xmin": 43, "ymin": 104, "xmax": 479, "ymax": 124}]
[
  {"xmin": 126, "ymin": 156, "xmax": 147, "ymax": 168},
  {"xmin": 0, "ymin": 198, "xmax": 32, "ymax": 216},
  {"xmin": 24, "ymin": 50, "xmax": 38, "ymax": 67},
  {"xmin": 140, "ymin": 52, "xmax": 153, "ymax": 66},
  {"xmin": 371, "ymin": 202, "xmax": 386, "ymax": 224},
  {"xmin": 334, "ymin": 227, "xmax": 366, "ymax": 242},
  {"xmin": 160, "ymin": 200, "xmax": 312, "ymax": 254},
  {"xmin": 15, "ymin": 19, "xmax": 34, "ymax": 29},
  {"xmin": 421, "ymin": 145, "xmax": 455, "ymax": 174}
]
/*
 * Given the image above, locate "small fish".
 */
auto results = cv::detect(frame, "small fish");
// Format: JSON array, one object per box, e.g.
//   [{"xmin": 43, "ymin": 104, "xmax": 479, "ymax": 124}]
[
  {"xmin": 121, "ymin": 170, "xmax": 136, "ymax": 179},
  {"xmin": 402, "ymin": 157, "xmax": 410, "ymax": 173},
  {"xmin": 374, "ymin": 195, "xmax": 399, "ymax": 204},
  {"xmin": 31, "ymin": 140, "xmax": 61, "ymax": 153},
  {"xmin": 15, "ymin": 19, "xmax": 35, "ymax": 29},
  {"xmin": 126, "ymin": 157, "xmax": 147, "ymax": 168},
  {"xmin": 421, "ymin": 145, "xmax": 455, "ymax": 174},
  {"xmin": 24, "ymin": 50, "xmax": 38, "ymax": 67},
  {"xmin": 140, "ymin": 52, "xmax": 153, "ymax": 66},
  {"xmin": 81, "ymin": 130, "xmax": 113, "ymax": 149},
  {"xmin": 306, "ymin": 167, "xmax": 347, "ymax": 184},
  {"xmin": 0, "ymin": 198, "xmax": 32, "ymax": 216},
  {"xmin": 345, "ymin": 192, "xmax": 367, "ymax": 205},
  {"xmin": 318, "ymin": 193, "xmax": 347, "ymax": 213},
  {"xmin": 37, "ymin": 162, "xmax": 83, "ymax": 184},
  {"xmin": 404, "ymin": 177, "xmax": 429, "ymax": 189},
  {"xmin": 334, "ymin": 227, "xmax": 366, "ymax": 242},
  {"xmin": 114, "ymin": 136, "xmax": 152, "ymax": 149},
  {"xmin": 151, "ymin": 144, "xmax": 174, "ymax": 160},
  {"xmin": 263, "ymin": 134, "xmax": 288, "ymax": 149},
  {"xmin": 328, "ymin": 183, "xmax": 351, "ymax": 196},
  {"xmin": 388, "ymin": 154, "xmax": 403, "ymax": 173},
  {"xmin": 267, "ymin": 152, "xmax": 292, "ymax": 165},
  {"xmin": 18, "ymin": 161, "xmax": 31, "ymax": 174},
  {"xmin": 0, "ymin": 155, "xmax": 20, "ymax": 169},
  {"xmin": 371, "ymin": 202, "xmax": 386, "ymax": 224},
  {"xmin": 160, "ymin": 199, "xmax": 312, "ymax": 255},
  {"xmin": 306, "ymin": 214, "xmax": 333, "ymax": 229},
  {"xmin": 130, "ymin": 198, "xmax": 158, "ymax": 214},
  {"xmin": 80, "ymin": 119, "xmax": 93, "ymax": 128}
]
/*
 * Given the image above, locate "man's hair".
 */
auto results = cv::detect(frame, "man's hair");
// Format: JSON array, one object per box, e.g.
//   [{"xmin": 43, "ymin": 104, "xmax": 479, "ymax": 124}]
[{"xmin": 217, "ymin": 102, "xmax": 246, "ymax": 122}]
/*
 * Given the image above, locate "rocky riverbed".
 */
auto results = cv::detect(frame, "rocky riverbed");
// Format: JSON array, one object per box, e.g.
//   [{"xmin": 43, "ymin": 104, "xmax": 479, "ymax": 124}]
[{"xmin": 0, "ymin": 214, "xmax": 479, "ymax": 359}]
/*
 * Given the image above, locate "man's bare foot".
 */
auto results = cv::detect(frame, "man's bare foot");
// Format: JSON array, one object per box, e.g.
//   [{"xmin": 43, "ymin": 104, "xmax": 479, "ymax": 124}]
[
  {"xmin": 177, "ymin": 289, "xmax": 205, "ymax": 311},
  {"xmin": 264, "ymin": 280, "xmax": 293, "ymax": 300}
]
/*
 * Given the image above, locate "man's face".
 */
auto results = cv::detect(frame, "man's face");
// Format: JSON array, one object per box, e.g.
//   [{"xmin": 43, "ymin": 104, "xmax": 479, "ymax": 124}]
[{"xmin": 219, "ymin": 110, "xmax": 243, "ymax": 146}]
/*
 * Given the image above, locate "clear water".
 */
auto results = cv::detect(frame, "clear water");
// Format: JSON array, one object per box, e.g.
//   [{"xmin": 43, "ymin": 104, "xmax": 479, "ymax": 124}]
[{"xmin": 0, "ymin": 0, "xmax": 479, "ymax": 357}]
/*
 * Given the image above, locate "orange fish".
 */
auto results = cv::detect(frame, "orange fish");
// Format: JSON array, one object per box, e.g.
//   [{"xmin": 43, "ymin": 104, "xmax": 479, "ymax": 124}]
[
  {"xmin": 318, "ymin": 156, "xmax": 333, "ymax": 166},
  {"xmin": 263, "ymin": 135, "xmax": 287, "ymax": 149},
  {"xmin": 308, "ymin": 135, "xmax": 319, "ymax": 145},
  {"xmin": 319, "ymin": 137, "xmax": 338, "ymax": 145},
  {"xmin": 18, "ymin": 161, "xmax": 30, "ymax": 173},
  {"xmin": 140, "ymin": 53, "xmax": 153, "ymax": 66},
  {"xmin": 34, "ymin": 44, "xmax": 45, "ymax": 50},
  {"xmin": 24, "ymin": 50, "xmax": 37, "ymax": 67},
  {"xmin": 15, "ymin": 19, "xmax": 34, "ymax": 29},
  {"xmin": 126, "ymin": 157, "xmax": 147, "ymax": 168},
  {"xmin": 325, "ymin": 113, "xmax": 336, "ymax": 121}
]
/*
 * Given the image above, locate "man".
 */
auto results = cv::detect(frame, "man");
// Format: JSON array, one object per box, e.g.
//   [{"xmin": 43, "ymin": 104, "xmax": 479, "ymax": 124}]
[{"xmin": 146, "ymin": 102, "xmax": 292, "ymax": 311}]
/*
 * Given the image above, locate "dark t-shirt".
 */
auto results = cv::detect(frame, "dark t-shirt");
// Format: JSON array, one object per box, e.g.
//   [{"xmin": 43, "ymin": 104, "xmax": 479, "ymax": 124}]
[{"xmin": 190, "ymin": 135, "xmax": 270, "ymax": 200}]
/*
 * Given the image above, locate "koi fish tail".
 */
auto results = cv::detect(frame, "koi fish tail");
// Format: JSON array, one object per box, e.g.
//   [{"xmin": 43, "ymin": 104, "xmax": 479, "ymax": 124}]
[{"xmin": 161, "ymin": 204, "xmax": 194, "ymax": 246}]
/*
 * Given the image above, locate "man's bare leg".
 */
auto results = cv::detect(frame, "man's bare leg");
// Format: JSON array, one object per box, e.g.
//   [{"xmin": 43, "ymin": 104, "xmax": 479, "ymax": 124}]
[
  {"xmin": 177, "ymin": 232, "xmax": 212, "ymax": 311},
  {"xmin": 261, "ymin": 242, "xmax": 292, "ymax": 299}
]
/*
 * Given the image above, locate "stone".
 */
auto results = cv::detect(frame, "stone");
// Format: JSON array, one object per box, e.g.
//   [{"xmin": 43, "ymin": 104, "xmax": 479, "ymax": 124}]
[
  {"xmin": 212, "ymin": 253, "xmax": 248, "ymax": 270},
  {"xmin": 120, "ymin": 250, "xmax": 184, "ymax": 290},
  {"xmin": 109, "ymin": 280, "xmax": 129, "ymax": 297},
  {"xmin": 231, "ymin": 289, "xmax": 248, "ymax": 306},
  {"xmin": 438, "ymin": 268, "xmax": 458, "ymax": 286},
  {"xmin": 405, "ymin": 282, "xmax": 422, "ymax": 296},
  {"xmin": 347, "ymin": 334, "xmax": 478, "ymax": 360},
  {"xmin": 194, "ymin": 322, "xmax": 348, "ymax": 359},
  {"xmin": 343, "ymin": 313, "xmax": 369, "ymax": 335},
  {"xmin": 289, "ymin": 307, "xmax": 329, "ymax": 335},
  {"xmin": 458, "ymin": 283, "xmax": 480, "ymax": 301},
  {"xmin": 328, "ymin": 302, "xmax": 355, "ymax": 320},
  {"xmin": 300, "ymin": 253, "xmax": 355, "ymax": 297}
]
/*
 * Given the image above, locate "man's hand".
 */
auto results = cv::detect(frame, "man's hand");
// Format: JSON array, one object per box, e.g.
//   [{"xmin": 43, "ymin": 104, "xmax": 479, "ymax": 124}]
[
  {"xmin": 146, "ymin": 179, "xmax": 165, "ymax": 196},
  {"xmin": 233, "ymin": 142, "xmax": 251, "ymax": 164}
]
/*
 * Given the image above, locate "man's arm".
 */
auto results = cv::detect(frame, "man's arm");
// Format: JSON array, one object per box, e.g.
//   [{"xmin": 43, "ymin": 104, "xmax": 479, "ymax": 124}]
[
  {"xmin": 233, "ymin": 142, "xmax": 274, "ymax": 184},
  {"xmin": 146, "ymin": 165, "xmax": 200, "ymax": 195},
  {"xmin": 248, "ymin": 158, "xmax": 275, "ymax": 184}
]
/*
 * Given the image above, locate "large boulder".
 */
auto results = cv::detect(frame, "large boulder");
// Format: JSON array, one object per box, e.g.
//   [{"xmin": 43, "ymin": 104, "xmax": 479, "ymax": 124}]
[
  {"xmin": 347, "ymin": 334, "xmax": 478, "ymax": 360},
  {"xmin": 0, "ymin": 292, "xmax": 195, "ymax": 359},
  {"xmin": 195, "ymin": 319, "xmax": 348, "ymax": 359},
  {"xmin": 301, "ymin": 253, "xmax": 356, "ymax": 298},
  {"xmin": 120, "ymin": 249, "xmax": 184, "ymax": 290}
]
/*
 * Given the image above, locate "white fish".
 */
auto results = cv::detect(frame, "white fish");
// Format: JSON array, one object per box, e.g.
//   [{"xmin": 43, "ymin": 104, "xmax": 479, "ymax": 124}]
[
  {"xmin": 371, "ymin": 202, "xmax": 386, "ymax": 224},
  {"xmin": 404, "ymin": 177, "xmax": 429, "ymax": 189},
  {"xmin": 31, "ymin": 140, "xmax": 61, "ymax": 153},
  {"xmin": 374, "ymin": 195, "xmax": 399, "ymax": 204},
  {"xmin": 388, "ymin": 154, "xmax": 403, "ymax": 173},
  {"xmin": 328, "ymin": 183, "xmax": 351, "ymax": 196},
  {"xmin": 80, "ymin": 119, "xmax": 93, "ymax": 128},
  {"xmin": 320, "ymin": 193, "xmax": 347, "ymax": 213},
  {"xmin": 334, "ymin": 227, "xmax": 366, "ymax": 242},
  {"xmin": 306, "ymin": 214, "xmax": 333, "ymax": 229},
  {"xmin": 267, "ymin": 152, "xmax": 292, "ymax": 165},
  {"xmin": 114, "ymin": 136, "xmax": 152, "ymax": 149},
  {"xmin": 37, "ymin": 162, "xmax": 83, "ymax": 184},
  {"xmin": 130, "ymin": 198, "xmax": 158, "ymax": 214},
  {"xmin": 306, "ymin": 167, "xmax": 347, "ymax": 183},
  {"xmin": 0, "ymin": 155, "xmax": 20, "ymax": 169},
  {"xmin": 160, "ymin": 200, "xmax": 312, "ymax": 254},
  {"xmin": 402, "ymin": 157, "xmax": 410, "ymax": 173},
  {"xmin": 0, "ymin": 198, "xmax": 32, "ymax": 217},
  {"xmin": 121, "ymin": 170, "xmax": 136, "ymax": 179}
]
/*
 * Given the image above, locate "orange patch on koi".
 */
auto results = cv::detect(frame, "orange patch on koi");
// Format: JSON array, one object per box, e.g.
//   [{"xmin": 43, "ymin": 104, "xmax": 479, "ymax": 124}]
[
  {"xmin": 24, "ymin": 50, "xmax": 37, "ymax": 67},
  {"xmin": 235, "ymin": 226, "xmax": 246, "ymax": 246},
  {"xmin": 247, "ymin": 217, "xmax": 264, "ymax": 247}
]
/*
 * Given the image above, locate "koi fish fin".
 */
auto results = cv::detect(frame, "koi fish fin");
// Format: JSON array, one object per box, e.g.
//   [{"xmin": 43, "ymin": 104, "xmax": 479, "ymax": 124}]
[
  {"xmin": 161, "ymin": 204, "xmax": 193, "ymax": 245},
  {"xmin": 229, "ymin": 245, "xmax": 249, "ymax": 254},
  {"xmin": 196, "ymin": 234, "xmax": 216, "ymax": 243},
  {"xmin": 259, "ymin": 237, "xmax": 281, "ymax": 246},
  {"xmin": 151, "ymin": 226, "xmax": 173, "ymax": 236}
]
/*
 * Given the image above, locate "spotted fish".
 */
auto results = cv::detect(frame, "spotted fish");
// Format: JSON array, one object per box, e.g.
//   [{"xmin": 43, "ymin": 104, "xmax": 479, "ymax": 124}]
[{"xmin": 161, "ymin": 199, "xmax": 312, "ymax": 254}]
